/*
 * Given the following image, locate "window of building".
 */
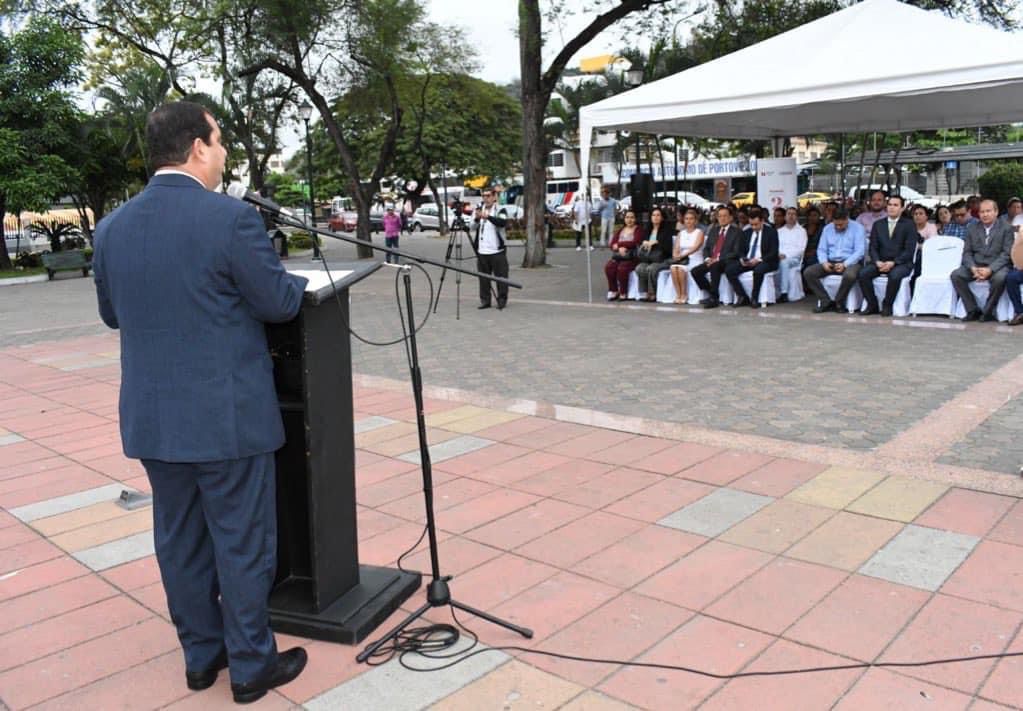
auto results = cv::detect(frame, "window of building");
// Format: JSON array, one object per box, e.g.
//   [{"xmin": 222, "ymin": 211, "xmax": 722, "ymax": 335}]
[{"xmin": 547, "ymin": 152, "xmax": 565, "ymax": 168}]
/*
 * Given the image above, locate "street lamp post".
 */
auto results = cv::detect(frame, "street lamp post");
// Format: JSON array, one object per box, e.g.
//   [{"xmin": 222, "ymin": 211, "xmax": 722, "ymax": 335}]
[{"xmin": 298, "ymin": 100, "xmax": 321, "ymax": 261}]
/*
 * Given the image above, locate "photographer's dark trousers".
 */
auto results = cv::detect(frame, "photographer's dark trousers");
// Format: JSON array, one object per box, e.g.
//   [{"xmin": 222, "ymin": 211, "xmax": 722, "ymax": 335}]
[{"xmin": 477, "ymin": 250, "xmax": 509, "ymax": 306}]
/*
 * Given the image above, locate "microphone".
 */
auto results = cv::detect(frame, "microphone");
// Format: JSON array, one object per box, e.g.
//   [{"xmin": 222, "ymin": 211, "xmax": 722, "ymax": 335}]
[{"xmin": 226, "ymin": 182, "xmax": 294, "ymax": 218}]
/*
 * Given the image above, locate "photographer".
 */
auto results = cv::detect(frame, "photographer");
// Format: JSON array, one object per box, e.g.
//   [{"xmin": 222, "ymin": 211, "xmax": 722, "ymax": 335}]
[{"xmin": 471, "ymin": 189, "xmax": 509, "ymax": 310}]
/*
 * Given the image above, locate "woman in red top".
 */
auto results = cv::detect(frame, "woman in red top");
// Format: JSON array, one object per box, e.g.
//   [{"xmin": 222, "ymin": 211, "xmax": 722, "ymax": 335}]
[{"xmin": 605, "ymin": 210, "xmax": 645, "ymax": 300}]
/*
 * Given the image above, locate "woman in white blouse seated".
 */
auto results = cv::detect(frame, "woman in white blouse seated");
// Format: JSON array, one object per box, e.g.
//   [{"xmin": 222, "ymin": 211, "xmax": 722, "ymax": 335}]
[{"xmin": 670, "ymin": 208, "xmax": 705, "ymax": 304}]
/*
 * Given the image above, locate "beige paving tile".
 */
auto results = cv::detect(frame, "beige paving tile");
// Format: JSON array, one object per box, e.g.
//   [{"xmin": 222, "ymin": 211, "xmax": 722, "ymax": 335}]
[
  {"xmin": 559, "ymin": 690, "xmax": 640, "ymax": 710},
  {"xmin": 366, "ymin": 428, "xmax": 460, "ymax": 457},
  {"xmin": 786, "ymin": 467, "xmax": 885, "ymax": 510},
  {"xmin": 846, "ymin": 477, "xmax": 948, "ymax": 522},
  {"xmin": 425, "ymin": 405, "xmax": 494, "ymax": 428},
  {"xmin": 719, "ymin": 499, "xmax": 835, "ymax": 554},
  {"xmin": 50, "ymin": 509, "xmax": 153, "ymax": 552},
  {"xmin": 786, "ymin": 512, "xmax": 904, "ymax": 571},
  {"xmin": 353, "ymin": 421, "xmax": 417, "ymax": 447},
  {"xmin": 433, "ymin": 660, "xmax": 583, "ymax": 710},
  {"xmin": 31, "ymin": 501, "xmax": 135, "ymax": 537},
  {"xmin": 443, "ymin": 410, "xmax": 524, "ymax": 434}
]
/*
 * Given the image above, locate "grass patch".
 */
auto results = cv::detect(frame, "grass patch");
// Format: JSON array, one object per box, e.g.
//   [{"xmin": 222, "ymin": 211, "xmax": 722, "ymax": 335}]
[{"xmin": 0, "ymin": 267, "xmax": 47, "ymax": 279}]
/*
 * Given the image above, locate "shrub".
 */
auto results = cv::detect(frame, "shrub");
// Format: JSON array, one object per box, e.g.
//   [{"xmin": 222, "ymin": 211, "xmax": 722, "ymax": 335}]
[
  {"xmin": 14, "ymin": 251, "xmax": 43, "ymax": 268},
  {"xmin": 82, "ymin": 247, "xmax": 93, "ymax": 262},
  {"xmin": 288, "ymin": 232, "xmax": 314, "ymax": 250},
  {"xmin": 978, "ymin": 162, "xmax": 1023, "ymax": 211},
  {"xmin": 506, "ymin": 228, "xmax": 577, "ymax": 242},
  {"xmin": 28, "ymin": 221, "xmax": 83, "ymax": 252}
]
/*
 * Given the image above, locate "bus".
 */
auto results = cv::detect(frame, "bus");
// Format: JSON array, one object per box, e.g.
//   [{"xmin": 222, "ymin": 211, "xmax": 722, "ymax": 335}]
[{"xmin": 545, "ymin": 178, "xmax": 602, "ymax": 209}]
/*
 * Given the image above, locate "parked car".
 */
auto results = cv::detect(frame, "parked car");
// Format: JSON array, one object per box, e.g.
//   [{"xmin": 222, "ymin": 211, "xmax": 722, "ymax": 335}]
[
  {"xmin": 729, "ymin": 191, "xmax": 756, "ymax": 207},
  {"xmin": 797, "ymin": 191, "xmax": 834, "ymax": 208},
  {"xmin": 410, "ymin": 203, "xmax": 465, "ymax": 231},
  {"xmin": 847, "ymin": 184, "xmax": 939, "ymax": 210},
  {"xmin": 4, "ymin": 230, "xmax": 49, "ymax": 256},
  {"xmin": 327, "ymin": 205, "xmax": 384, "ymax": 233}
]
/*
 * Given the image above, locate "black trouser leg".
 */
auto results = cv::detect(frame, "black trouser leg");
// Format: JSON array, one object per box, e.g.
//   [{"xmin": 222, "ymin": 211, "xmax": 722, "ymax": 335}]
[
  {"xmin": 882, "ymin": 264, "xmax": 912, "ymax": 310},
  {"xmin": 724, "ymin": 262, "xmax": 751, "ymax": 300},
  {"xmin": 477, "ymin": 254, "xmax": 494, "ymax": 305},
  {"xmin": 858, "ymin": 264, "xmax": 881, "ymax": 310}
]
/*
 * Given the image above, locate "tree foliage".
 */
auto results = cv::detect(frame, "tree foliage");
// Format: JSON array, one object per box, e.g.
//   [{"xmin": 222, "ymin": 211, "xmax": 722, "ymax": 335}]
[{"xmin": 978, "ymin": 162, "xmax": 1023, "ymax": 209}]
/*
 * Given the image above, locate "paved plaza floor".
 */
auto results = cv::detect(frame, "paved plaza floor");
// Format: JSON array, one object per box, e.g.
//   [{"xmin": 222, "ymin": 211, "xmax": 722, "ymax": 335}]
[{"xmin": 1, "ymin": 235, "xmax": 1023, "ymax": 709}]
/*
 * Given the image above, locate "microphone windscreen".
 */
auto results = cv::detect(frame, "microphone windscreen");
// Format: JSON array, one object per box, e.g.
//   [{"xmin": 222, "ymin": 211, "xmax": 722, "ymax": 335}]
[{"xmin": 226, "ymin": 182, "xmax": 247, "ymax": 200}]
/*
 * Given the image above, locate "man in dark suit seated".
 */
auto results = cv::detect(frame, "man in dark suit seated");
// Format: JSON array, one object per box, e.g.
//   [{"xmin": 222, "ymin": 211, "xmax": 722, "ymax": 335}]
[
  {"xmin": 691, "ymin": 204, "xmax": 742, "ymax": 309},
  {"xmin": 92, "ymin": 101, "xmax": 310, "ymax": 703},
  {"xmin": 858, "ymin": 194, "xmax": 917, "ymax": 316},
  {"xmin": 950, "ymin": 198, "xmax": 1015, "ymax": 322},
  {"xmin": 725, "ymin": 207, "xmax": 779, "ymax": 308}
]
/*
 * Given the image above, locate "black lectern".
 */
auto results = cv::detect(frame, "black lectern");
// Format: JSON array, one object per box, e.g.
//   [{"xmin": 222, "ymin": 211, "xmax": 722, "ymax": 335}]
[{"xmin": 265, "ymin": 262, "xmax": 420, "ymax": 643}]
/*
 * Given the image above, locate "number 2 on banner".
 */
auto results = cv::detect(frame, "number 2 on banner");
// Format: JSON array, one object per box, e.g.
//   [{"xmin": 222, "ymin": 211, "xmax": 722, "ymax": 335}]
[{"xmin": 771, "ymin": 196, "xmax": 784, "ymax": 207}]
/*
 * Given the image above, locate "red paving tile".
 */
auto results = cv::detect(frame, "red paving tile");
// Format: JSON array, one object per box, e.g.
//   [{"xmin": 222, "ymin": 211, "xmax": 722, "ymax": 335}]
[
  {"xmin": 354, "ymin": 507, "xmax": 409, "ymax": 538},
  {"xmin": 401, "ymin": 535, "xmax": 503, "ymax": 578},
  {"xmin": 99, "ymin": 555, "xmax": 162, "ymax": 592},
  {"xmin": 515, "ymin": 511, "xmax": 647, "ymax": 569},
  {"xmin": 550, "ymin": 467, "xmax": 663, "ymax": 509},
  {"xmin": 630, "ymin": 441, "xmax": 722, "ymax": 475},
  {"xmin": 986, "ymin": 499, "xmax": 1023, "ymax": 547},
  {"xmin": 0, "ymin": 522, "xmax": 40, "ymax": 550},
  {"xmin": 377, "ymin": 476, "xmax": 497, "ymax": 522},
  {"xmin": 30, "ymin": 651, "xmax": 189, "ymax": 710},
  {"xmin": 436, "ymin": 489, "xmax": 541, "ymax": 534},
  {"xmin": 574, "ymin": 525, "xmax": 707, "ymax": 589},
  {"xmin": 941, "ymin": 539, "xmax": 1023, "ymax": 613},
  {"xmin": 270, "ymin": 636, "xmax": 364, "ymax": 704},
  {"xmin": 0, "ymin": 537, "xmax": 65, "ymax": 575},
  {"xmin": 0, "ymin": 440, "xmax": 60, "ymax": 468},
  {"xmin": 598, "ymin": 615, "xmax": 774, "ymax": 710},
  {"xmin": 355, "ymin": 455, "xmax": 420, "ymax": 486},
  {"xmin": 785, "ymin": 574, "xmax": 929, "ymax": 664},
  {"xmin": 730, "ymin": 457, "xmax": 828, "ymax": 497},
  {"xmin": 679, "ymin": 450, "xmax": 775, "ymax": 486},
  {"xmin": 915, "ymin": 488, "xmax": 1018, "ymax": 538},
  {"xmin": 461, "ymin": 449, "xmax": 573, "ymax": 486},
  {"xmin": 0, "ymin": 461, "xmax": 102, "ymax": 495},
  {"xmin": 833, "ymin": 668, "xmax": 973, "ymax": 710},
  {"xmin": 448, "ymin": 553, "xmax": 558, "ymax": 610},
  {"xmin": 701, "ymin": 639, "xmax": 861, "ymax": 710},
  {"xmin": 75, "ymin": 452, "xmax": 144, "ymax": 481},
  {"xmin": 432, "ymin": 443, "xmax": 534, "ymax": 477},
  {"xmin": 0, "ymin": 616, "xmax": 179, "ymax": 708},
  {"xmin": 0, "ymin": 595, "xmax": 153, "ymax": 671},
  {"xmin": 0, "ymin": 556, "xmax": 91, "ymax": 603},
  {"xmin": 978, "ymin": 625, "xmax": 1023, "ymax": 709},
  {"xmin": 602, "ymin": 476, "xmax": 716, "ymax": 522},
  {"xmin": 357, "ymin": 468, "xmax": 455, "ymax": 508},
  {"xmin": 527, "ymin": 591, "xmax": 693, "ymax": 687},
  {"xmin": 635, "ymin": 540, "xmax": 773, "ymax": 611},
  {"xmin": 585, "ymin": 435, "xmax": 677, "ymax": 466},
  {"xmin": 0, "ymin": 455, "xmax": 76, "ymax": 481},
  {"xmin": 542, "ymin": 429, "xmax": 636, "ymax": 458},
  {"xmin": 488, "ymin": 571, "xmax": 619, "ymax": 645},
  {"xmin": 509, "ymin": 458, "xmax": 615, "ymax": 497},
  {"xmin": 129, "ymin": 580, "xmax": 171, "ymax": 619},
  {"xmin": 465, "ymin": 498, "xmax": 590, "ymax": 549},
  {"xmin": 503, "ymin": 421, "xmax": 593, "ymax": 450},
  {"xmin": 705, "ymin": 557, "xmax": 848, "ymax": 635},
  {"xmin": 879, "ymin": 593, "xmax": 1022, "ymax": 695},
  {"xmin": 358, "ymin": 522, "xmax": 451, "ymax": 567},
  {"xmin": 0, "ymin": 469, "xmax": 114, "ymax": 508}
]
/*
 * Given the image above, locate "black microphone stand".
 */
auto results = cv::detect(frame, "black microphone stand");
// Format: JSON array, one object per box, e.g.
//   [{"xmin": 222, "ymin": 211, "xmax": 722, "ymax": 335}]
[{"xmin": 261, "ymin": 209, "xmax": 533, "ymax": 661}]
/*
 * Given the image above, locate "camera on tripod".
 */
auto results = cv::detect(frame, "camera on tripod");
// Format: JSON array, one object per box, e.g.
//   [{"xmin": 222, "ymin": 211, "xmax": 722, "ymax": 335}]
[{"xmin": 449, "ymin": 200, "xmax": 469, "ymax": 230}]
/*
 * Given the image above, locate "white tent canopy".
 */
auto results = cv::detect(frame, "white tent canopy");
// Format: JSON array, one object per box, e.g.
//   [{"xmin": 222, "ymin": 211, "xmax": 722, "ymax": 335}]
[{"xmin": 578, "ymin": 0, "xmax": 1023, "ymax": 186}]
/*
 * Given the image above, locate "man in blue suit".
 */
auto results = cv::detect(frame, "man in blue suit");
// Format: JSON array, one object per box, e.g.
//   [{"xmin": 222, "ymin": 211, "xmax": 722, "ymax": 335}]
[{"xmin": 93, "ymin": 101, "xmax": 309, "ymax": 704}]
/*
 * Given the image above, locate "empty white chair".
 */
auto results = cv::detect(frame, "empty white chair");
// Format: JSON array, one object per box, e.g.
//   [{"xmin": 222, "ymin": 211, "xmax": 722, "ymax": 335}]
[
  {"xmin": 821, "ymin": 274, "xmax": 864, "ymax": 312},
  {"xmin": 860, "ymin": 274, "xmax": 913, "ymax": 316},
  {"xmin": 909, "ymin": 236, "xmax": 964, "ymax": 317}
]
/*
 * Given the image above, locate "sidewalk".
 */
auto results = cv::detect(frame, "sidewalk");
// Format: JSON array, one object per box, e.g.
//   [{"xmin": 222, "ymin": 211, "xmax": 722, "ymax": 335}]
[{"xmin": 1, "ymin": 334, "xmax": 1022, "ymax": 709}]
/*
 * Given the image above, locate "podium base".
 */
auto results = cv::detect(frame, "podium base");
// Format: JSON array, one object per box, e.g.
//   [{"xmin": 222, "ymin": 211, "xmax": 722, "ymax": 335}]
[{"xmin": 269, "ymin": 565, "xmax": 422, "ymax": 644}]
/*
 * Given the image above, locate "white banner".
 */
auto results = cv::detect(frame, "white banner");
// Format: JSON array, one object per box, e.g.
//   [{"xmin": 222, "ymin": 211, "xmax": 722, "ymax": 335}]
[{"xmin": 756, "ymin": 158, "xmax": 798, "ymax": 210}]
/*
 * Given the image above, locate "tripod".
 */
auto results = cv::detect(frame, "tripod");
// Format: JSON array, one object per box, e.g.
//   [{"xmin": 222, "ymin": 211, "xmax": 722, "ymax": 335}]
[
  {"xmin": 432, "ymin": 213, "xmax": 481, "ymax": 319},
  {"xmin": 356, "ymin": 265, "xmax": 533, "ymax": 663}
]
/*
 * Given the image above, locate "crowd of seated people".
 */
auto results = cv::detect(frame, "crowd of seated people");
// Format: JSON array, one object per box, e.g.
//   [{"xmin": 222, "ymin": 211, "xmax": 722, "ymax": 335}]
[{"xmin": 598, "ymin": 189, "xmax": 1023, "ymax": 324}]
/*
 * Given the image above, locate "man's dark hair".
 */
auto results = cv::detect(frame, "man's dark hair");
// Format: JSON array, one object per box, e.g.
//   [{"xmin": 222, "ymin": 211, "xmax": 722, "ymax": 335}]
[
  {"xmin": 950, "ymin": 199, "xmax": 967, "ymax": 211},
  {"xmin": 887, "ymin": 194, "xmax": 905, "ymax": 207},
  {"xmin": 146, "ymin": 101, "xmax": 214, "ymax": 171},
  {"xmin": 717, "ymin": 204, "xmax": 732, "ymax": 214},
  {"xmin": 748, "ymin": 207, "xmax": 764, "ymax": 221},
  {"xmin": 833, "ymin": 207, "xmax": 850, "ymax": 220}
]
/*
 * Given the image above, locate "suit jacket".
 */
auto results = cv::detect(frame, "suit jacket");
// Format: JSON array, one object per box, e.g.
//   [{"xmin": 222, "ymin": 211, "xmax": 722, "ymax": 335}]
[
  {"xmin": 701, "ymin": 223, "xmax": 743, "ymax": 262},
  {"xmin": 962, "ymin": 220, "xmax": 1014, "ymax": 272},
  {"xmin": 735, "ymin": 224, "xmax": 780, "ymax": 265},
  {"xmin": 868, "ymin": 217, "xmax": 916, "ymax": 265},
  {"xmin": 93, "ymin": 173, "xmax": 308, "ymax": 462}
]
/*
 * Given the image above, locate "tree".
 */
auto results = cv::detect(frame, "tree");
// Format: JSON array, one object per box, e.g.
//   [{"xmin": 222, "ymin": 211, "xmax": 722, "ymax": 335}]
[
  {"xmin": 978, "ymin": 162, "xmax": 1023, "ymax": 209},
  {"xmin": 64, "ymin": 113, "xmax": 136, "ymax": 243},
  {"xmin": 0, "ymin": 18, "xmax": 84, "ymax": 270}
]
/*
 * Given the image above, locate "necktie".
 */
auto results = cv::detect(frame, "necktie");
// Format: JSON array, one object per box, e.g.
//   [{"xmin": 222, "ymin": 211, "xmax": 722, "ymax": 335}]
[{"xmin": 748, "ymin": 232, "xmax": 759, "ymax": 260}]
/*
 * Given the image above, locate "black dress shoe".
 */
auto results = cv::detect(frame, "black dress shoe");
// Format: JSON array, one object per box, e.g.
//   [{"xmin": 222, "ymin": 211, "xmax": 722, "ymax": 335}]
[
  {"xmin": 777, "ymin": 294, "xmax": 789, "ymax": 303},
  {"xmin": 497, "ymin": 301, "xmax": 506, "ymax": 310},
  {"xmin": 881, "ymin": 308, "xmax": 894, "ymax": 317},
  {"xmin": 734, "ymin": 297, "xmax": 751, "ymax": 307},
  {"xmin": 477, "ymin": 303, "xmax": 491, "ymax": 310},
  {"xmin": 186, "ymin": 651, "xmax": 228, "ymax": 691},
  {"xmin": 703, "ymin": 298, "xmax": 720, "ymax": 309},
  {"xmin": 862, "ymin": 306, "xmax": 880, "ymax": 316},
  {"xmin": 698, "ymin": 297, "xmax": 712, "ymax": 305},
  {"xmin": 1010, "ymin": 313, "xmax": 1023, "ymax": 326},
  {"xmin": 750, "ymin": 302, "xmax": 762, "ymax": 309},
  {"xmin": 231, "ymin": 647, "xmax": 308, "ymax": 704},
  {"xmin": 980, "ymin": 312, "xmax": 998, "ymax": 322},
  {"xmin": 962, "ymin": 310, "xmax": 982, "ymax": 322},
  {"xmin": 835, "ymin": 305, "xmax": 849, "ymax": 314},
  {"xmin": 813, "ymin": 301, "xmax": 835, "ymax": 314}
]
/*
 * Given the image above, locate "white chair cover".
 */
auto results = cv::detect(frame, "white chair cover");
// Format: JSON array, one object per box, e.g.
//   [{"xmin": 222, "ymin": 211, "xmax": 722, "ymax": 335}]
[
  {"xmin": 909, "ymin": 236, "xmax": 964, "ymax": 317},
  {"xmin": 953, "ymin": 281, "xmax": 1014, "ymax": 321},
  {"xmin": 860, "ymin": 275, "xmax": 913, "ymax": 317},
  {"xmin": 784, "ymin": 264, "xmax": 805, "ymax": 301},
  {"xmin": 655, "ymin": 269, "xmax": 705, "ymax": 304},
  {"xmin": 821, "ymin": 274, "xmax": 864, "ymax": 312},
  {"xmin": 627, "ymin": 271, "xmax": 641, "ymax": 300}
]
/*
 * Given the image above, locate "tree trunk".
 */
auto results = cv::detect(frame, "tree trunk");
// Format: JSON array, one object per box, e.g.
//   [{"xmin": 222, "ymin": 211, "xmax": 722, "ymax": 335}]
[
  {"xmin": 0, "ymin": 193, "xmax": 12, "ymax": 270},
  {"xmin": 520, "ymin": 0, "xmax": 547, "ymax": 268},
  {"xmin": 351, "ymin": 183, "xmax": 374, "ymax": 258}
]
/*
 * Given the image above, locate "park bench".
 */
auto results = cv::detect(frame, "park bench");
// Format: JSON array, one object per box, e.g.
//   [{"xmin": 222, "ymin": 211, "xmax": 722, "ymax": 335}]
[{"xmin": 41, "ymin": 250, "xmax": 91, "ymax": 280}]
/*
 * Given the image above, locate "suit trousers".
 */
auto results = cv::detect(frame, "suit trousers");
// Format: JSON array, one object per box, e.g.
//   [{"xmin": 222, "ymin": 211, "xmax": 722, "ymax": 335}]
[
  {"xmin": 142, "ymin": 453, "xmax": 278, "ymax": 684},
  {"xmin": 477, "ymin": 251, "xmax": 509, "ymax": 306},
  {"xmin": 635, "ymin": 260, "xmax": 670, "ymax": 295},
  {"xmin": 951, "ymin": 265, "xmax": 1008, "ymax": 315},
  {"xmin": 858, "ymin": 263, "xmax": 912, "ymax": 310},
  {"xmin": 725, "ymin": 260, "xmax": 778, "ymax": 303},
  {"xmin": 690, "ymin": 260, "xmax": 728, "ymax": 299},
  {"xmin": 804, "ymin": 262, "xmax": 861, "ymax": 306},
  {"xmin": 1006, "ymin": 268, "xmax": 1023, "ymax": 316}
]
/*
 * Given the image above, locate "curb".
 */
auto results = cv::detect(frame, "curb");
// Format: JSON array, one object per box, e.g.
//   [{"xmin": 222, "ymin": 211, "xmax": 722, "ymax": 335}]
[{"xmin": 0, "ymin": 274, "xmax": 49, "ymax": 286}]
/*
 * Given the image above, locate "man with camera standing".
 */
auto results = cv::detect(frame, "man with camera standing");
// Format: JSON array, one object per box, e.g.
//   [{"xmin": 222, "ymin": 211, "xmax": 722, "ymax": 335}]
[{"xmin": 472, "ymin": 189, "xmax": 509, "ymax": 310}]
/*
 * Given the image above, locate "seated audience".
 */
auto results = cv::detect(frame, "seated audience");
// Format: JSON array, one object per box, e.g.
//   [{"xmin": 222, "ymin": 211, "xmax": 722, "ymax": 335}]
[
  {"xmin": 910, "ymin": 204, "xmax": 937, "ymax": 291},
  {"xmin": 776, "ymin": 206, "xmax": 807, "ymax": 302},
  {"xmin": 951, "ymin": 198, "xmax": 1014, "ymax": 322},
  {"xmin": 605, "ymin": 210, "xmax": 645, "ymax": 301},
  {"xmin": 670, "ymin": 208, "xmax": 705, "ymax": 304},
  {"xmin": 1003, "ymin": 197, "xmax": 1022, "ymax": 228},
  {"xmin": 858, "ymin": 195, "xmax": 916, "ymax": 316},
  {"xmin": 857, "ymin": 190, "xmax": 887, "ymax": 232},
  {"xmin": 634, "ymin": 207, "xmax": 673, "ymax": 301},
  {"xmin": 942, "ymin": 201, "xmax": 971, "ymax": 239},
  {"xmin": 725, "ymin": 207, "xmax": 779, "ymax": 308},
  {"xmin": 803, "ymin": 206, "xmax": 823, "ymax": 268},
  {"xmin": 802, "ymin": 207, "xmax": 866, "ymax": 313},
  {"xmin": 935, "ymin": 205, "xmax": 952, "ymax": 234},
  {"xmin": 1006, "ymin": 226, "xmax": 1023, "ymax": 326},
  {"xmin": 772, "ymin": 206, "xmax": 786, "ymax": 228},
  {"xmin": 692, "ymin": 205, "xmax": 742, "ymax": 309}
]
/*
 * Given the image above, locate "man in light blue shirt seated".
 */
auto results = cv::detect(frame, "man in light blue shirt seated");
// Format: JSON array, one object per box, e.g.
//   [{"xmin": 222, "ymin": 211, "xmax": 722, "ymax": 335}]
[
  {"xmin": 598, "ymin": 187, "xmax": 618, "ymax": 246},
  {"xmin": 802, "ymin": 207, "xmax": 866, "ymax": 313}
]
